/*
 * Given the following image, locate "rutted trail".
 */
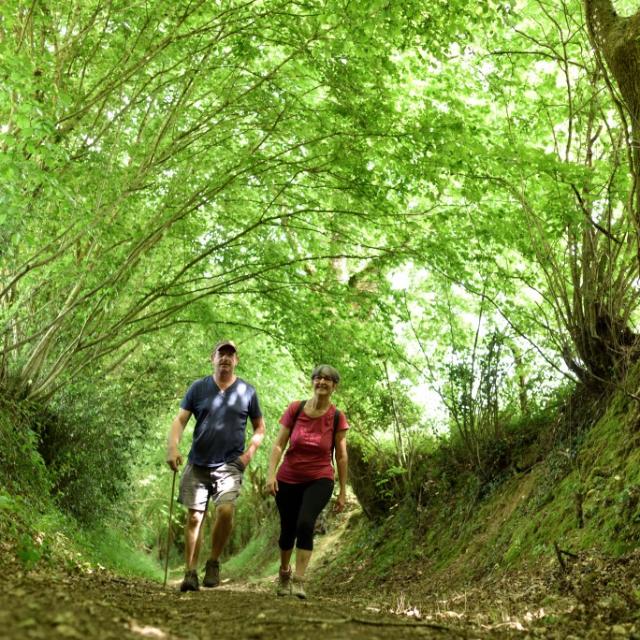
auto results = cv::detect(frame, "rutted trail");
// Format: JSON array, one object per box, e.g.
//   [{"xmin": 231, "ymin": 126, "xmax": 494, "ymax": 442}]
[
  {"xmin": 4, "ymin": 553, "xmax": 640, "ymax": 640},
  {"xmin": 1, "ymin": 570, "xmax": 475, "ymax": 640}
]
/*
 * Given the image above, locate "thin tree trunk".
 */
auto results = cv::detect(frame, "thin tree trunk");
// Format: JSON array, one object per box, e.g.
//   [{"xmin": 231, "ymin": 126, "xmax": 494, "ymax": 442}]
[{"xmin": 584, "ymin": 0, "xmax": 640, "ymax": 265}]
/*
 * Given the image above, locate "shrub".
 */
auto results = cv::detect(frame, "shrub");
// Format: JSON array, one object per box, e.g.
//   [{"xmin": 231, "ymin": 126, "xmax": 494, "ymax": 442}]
[{"xmin": 0, "ymin": 397, "xmax": 51, "ymax": 500}]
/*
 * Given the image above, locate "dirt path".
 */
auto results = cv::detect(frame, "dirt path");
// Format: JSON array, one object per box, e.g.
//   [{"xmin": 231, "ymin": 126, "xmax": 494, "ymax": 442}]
[
  {"xmin": 4, "ymin": 560, "xmax": 640, "ymax": 640},
  {"xmin": 1, "ymin": 568, "xmax": 496, "ymax": 640}
]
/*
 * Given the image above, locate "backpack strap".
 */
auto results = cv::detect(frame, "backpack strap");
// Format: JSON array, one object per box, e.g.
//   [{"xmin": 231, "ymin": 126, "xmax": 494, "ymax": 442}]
[
  {"xmin": 333, "ymin": 408, "xmax": 341, "ymax": 433},
  {"xmin": 331, "ymin": 408, "xmax": 341, "ymax": 460},
  {"xmin": 290, "ymin": 400, "xmax": 307, "ymax": 430}
]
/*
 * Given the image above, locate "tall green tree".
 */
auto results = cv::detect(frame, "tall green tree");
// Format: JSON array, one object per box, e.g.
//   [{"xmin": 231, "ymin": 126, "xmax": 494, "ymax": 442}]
[
  {"xmin": 585, "ymin": 0, "xmax": 640, "ymax": 254},
  {"xmin": 392, "ymin": 0, "xmax": 640, "ymax": 384},
  {"xmin": 2, "ymin": 0, "xmax": 470, "ymax": 400}
]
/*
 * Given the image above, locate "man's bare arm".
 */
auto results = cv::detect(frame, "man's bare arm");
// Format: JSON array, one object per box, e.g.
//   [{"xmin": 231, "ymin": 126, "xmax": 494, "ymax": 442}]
[
  {"xmin": 166, "ymin": 408, "xmax": 191, "ymax": 471},
  {"xmin": 239, "ymin": 416, "xmax": 266, "ymax": 468}
]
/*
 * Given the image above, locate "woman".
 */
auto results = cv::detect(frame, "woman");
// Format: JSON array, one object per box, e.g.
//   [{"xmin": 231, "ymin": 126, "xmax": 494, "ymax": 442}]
[{"xmin": 266, "ymin": 364, "xmax": 349, "ymax": 599}]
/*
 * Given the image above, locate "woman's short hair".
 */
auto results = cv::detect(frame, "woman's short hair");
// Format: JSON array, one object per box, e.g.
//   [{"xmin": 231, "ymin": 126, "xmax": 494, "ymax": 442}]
[{"xmin": 311, "ymin": 364, "xmax": 340, "ymax": 384}]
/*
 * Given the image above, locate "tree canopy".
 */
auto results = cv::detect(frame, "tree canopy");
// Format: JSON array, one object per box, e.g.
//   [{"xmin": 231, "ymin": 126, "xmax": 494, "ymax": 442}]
[{"xmin": 3, "ymin": 0, "xmax": 640, "ymax": 517}]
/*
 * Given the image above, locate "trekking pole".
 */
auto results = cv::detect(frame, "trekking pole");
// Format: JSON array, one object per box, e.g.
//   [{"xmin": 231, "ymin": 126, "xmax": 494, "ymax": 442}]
[{"xmin": 163, "ymin": 469, "xmax": 177, "ymax": 588}]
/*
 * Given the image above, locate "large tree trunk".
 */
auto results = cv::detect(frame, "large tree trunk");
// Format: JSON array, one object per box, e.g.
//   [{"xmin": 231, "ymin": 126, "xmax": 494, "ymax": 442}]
[{"xmin": 584, "ymin": 0, "xmax": 640, "ymax": 260}]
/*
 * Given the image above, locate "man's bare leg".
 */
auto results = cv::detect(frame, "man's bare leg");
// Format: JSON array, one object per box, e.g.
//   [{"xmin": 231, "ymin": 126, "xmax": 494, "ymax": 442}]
[
  {"xmin": 210, "ymin": 502, "xmax": 234, "ymax": 560},
  {"xmin": 184, "ymin": 509, "xmax": 206, "ymax": 570}
]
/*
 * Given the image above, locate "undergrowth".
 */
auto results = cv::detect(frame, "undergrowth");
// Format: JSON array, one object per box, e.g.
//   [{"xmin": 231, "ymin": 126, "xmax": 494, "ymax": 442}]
[
  {"xmin": 223, "ymin": 519, "xmax": 281, "ymax": 582},
  {"xmin": 315, "ymin": 373, "xmax": 640, "ymax": 597},
  {"xmin": 0, "ymin": 489, "xmax": 162, "ymax": 579},
  {"xmin": 4, "ymin": 361, "xmax": 640, "ymax": 597},
  {"xmin": 0, "ymin": 393, "xmax": 165, "ymax": 580}
]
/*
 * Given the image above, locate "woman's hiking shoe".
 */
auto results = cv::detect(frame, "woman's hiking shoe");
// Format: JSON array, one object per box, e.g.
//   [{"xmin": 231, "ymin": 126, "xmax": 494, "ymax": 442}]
[
  {"xmin": 291, "ymin": 576, "xmax": 306, "ymax": 599},
  {"xmin": 203, "ymin": 559, "xmax": 220, "ymax": 587},
  {"xmin": 276, "ymin": 567, "xmax": 292, "ymax": 596},
  {"xmin": 180, "ymin": 570, "xmax": 199, "ymax": 592}
]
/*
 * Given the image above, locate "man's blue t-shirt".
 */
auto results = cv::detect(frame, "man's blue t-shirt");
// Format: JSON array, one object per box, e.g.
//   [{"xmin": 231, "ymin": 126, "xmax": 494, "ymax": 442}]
[{"xmin": 180, "ymin": 376, "xmax": 262, "ymax": 468}]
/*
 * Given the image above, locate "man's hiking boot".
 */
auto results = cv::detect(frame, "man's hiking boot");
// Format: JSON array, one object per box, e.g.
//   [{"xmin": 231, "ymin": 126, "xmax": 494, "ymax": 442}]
[
  {"xmin": 203, "ymin": 559, "xmax": 220, "ymax": 588},
  {"xmin": 276, "ymin": 567, "xmax": 292, "ymax": 596},
  {"xmin": 180, "ymin": 569, "xmax": 199, "ymax": 592},
  {"xmin": 291, "ymin": 576, "xmax": 306, "ymax": 599}
]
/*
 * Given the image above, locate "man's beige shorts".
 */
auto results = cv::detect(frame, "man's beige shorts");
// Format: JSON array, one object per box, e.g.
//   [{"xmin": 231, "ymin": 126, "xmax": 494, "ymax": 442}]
[{"xmin": 178, "ymin": 459, "xmax": 245, "ymax": 511}]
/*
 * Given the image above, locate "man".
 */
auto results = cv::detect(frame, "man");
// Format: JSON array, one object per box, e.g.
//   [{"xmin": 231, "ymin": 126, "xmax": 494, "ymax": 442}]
[{"xmin": 166, "ymin": 340, "xmax": 265, "ymax": 592}]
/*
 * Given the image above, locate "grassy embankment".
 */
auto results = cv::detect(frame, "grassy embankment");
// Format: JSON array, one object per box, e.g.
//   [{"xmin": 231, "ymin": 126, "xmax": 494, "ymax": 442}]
[{"xmin": 311, "ymin": 367, "xmax": 640, "ymax": 604}]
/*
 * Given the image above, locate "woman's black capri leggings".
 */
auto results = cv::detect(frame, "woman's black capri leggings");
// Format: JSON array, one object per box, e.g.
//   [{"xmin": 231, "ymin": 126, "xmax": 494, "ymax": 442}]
[{"xmin": 275, "ymin": 478, "xmax": 334, "ymax": 551}]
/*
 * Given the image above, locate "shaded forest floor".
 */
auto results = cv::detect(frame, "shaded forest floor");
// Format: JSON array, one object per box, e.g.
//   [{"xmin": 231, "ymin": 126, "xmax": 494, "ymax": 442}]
[
  {"xmin": 0, "ymin": 557, "xmax": 481, "ymax": 640},
  {"xmin": 2, "ymin": 548, "xmax": 640, "ymax": 640}
]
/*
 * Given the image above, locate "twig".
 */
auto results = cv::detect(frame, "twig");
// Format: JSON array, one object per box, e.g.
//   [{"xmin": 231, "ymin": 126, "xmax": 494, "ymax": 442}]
[
  {"xmin": 554, "ymin": 541, "xmax": 579, "ymax": 573},
  {"xmin": 554, "ymin": 542, "xmax": 567, "ymax": 572},
  {"xmin": 252, "ymin": 615, "xmax": 465, "ymax": 634}
]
